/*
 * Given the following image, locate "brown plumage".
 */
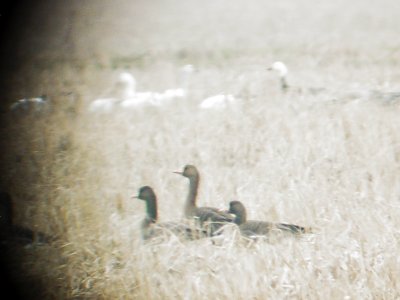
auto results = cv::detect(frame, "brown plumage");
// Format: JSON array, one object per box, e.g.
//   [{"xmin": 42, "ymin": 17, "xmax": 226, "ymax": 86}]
[
  {"xmin": 134, "ymin": 186, "xmax": 207, "ymax": 240},
  {"xmin": 174, "ymin": 165, "xmax": 233, "ymax": 235},
  {"xmin": 228, "ymin": 200, "xmax": 311, "ymax": 238}
]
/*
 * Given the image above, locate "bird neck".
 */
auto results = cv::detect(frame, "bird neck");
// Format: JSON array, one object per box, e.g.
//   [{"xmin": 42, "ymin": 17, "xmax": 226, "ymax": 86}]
[
  {"xmin": 144, "ymin": 196, "xmax": 157, "ymax": 223},
  {"xmin": 185, "ymin": 176, "xmax": 199, "ymax": 217},
  {"xmin": 281, "ymin": 77, "xmax": 289, "ymax": 92},
  {"xmin": 234, "ymin": 209, "xmax": 246, "ymax": 225},
  {"xmin": 181, "ymin": 71, "xmax": 191, "ymax": 91},
  {"xmin": 123, "ymin": 82, "xmax": 136, "ymax": 99}
]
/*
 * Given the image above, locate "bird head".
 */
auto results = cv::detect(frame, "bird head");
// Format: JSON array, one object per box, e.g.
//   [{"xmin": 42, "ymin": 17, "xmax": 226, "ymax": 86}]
[
  {"xmin": 267, "ymin": 61, "xmax": 288, "ymax": 77},
  {"xmin": 173, "ymin": 164, "xmax": 199, "ymax": 179},
  {"xmin": 133, "ymin": 186, "xmax": 155, "ymax": 201}
]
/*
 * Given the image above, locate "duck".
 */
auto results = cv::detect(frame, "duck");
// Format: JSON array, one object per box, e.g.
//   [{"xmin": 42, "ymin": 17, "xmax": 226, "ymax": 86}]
[
  {"xmin": 0, "ymin": 192, "xmax": 51, "ymax": 246},
  {"xmin": 133, "ymin": 186, "xmax": 207, "ymax": 240},
  {"xmin": 174, "ymin": 165, "xmax": 234, "ymax": 235},
  {"xmin": 228, "ymin": 200, "xmax": 311, "ymax": 239}
]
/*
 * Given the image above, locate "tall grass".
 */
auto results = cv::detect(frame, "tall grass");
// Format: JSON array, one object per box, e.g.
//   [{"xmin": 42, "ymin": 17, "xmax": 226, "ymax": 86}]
[{"xmin": 2, "ymin": 0, "xmax": 400, "ymax": 298}]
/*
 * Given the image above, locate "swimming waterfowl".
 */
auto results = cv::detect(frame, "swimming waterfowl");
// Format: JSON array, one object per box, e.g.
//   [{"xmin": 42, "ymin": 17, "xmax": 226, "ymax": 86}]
[
  {"xmin": 133, "ymin": 186, "xmax": 207, "ymax": 240},
  {"xmin": 174, "ymin": 165, "xmax": 234, "ymax": 235},
  {"xmin": 228, "ymin": 200, "xmax": 310, "ymax": 239}
]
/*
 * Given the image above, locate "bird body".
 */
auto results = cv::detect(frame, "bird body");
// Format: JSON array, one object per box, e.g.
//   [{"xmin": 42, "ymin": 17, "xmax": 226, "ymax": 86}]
[
  {"xmin": 141, "ymin": 219, "xmax": 206, "ymax": 241},
  {"xmin": 228, "ymin": 200, "xmax": 310, "ymax": 239},
  {"xmin": 10, "ymin": 95, "xmax": 48, "ymax": 113},
  {"xmin": 89, "ymin": 71, "xmax": 167, "ymax": 111},
  {"xmin": 174, "ymin": 165, "xmax": 233, "ymax": 235},
  {"xmin": 199, "ymin": 94, "xmax": 236, "ymax": 109},
  {"xmin": 162, "ymin": 64, "xmax": 194, "ymax": 100},
  {"xmin": 267, "ymin": 61, "xmax": 327, "ymax": 95},
  {"xmin": 119, "ymin": 92, "xmax": 164, "ymax": 108},
  {"xmin": 162, "ymin": 88, "xmax": 186, "ymax": 99},
  {"xmin": 268, "ymin": 61, "xmax": 289, "ymax": 92},
  {"xmin": 89, "ymin": 98, "xmax": 118, "ymax": 112},
  {"xmin": 89, "ymin": 72, "xmax": 136, "ymax": 112},
  {"xmin": 91, "ymin": 66, "xmax": 194, "ymax": 111},
  {"xmin": 134, "ymin": 186, "xmax": 207, "ymax": 240}
]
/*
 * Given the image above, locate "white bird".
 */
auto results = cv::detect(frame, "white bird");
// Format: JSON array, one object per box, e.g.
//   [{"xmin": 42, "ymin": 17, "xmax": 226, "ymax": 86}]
[
  {"xmin": 268, "ymin": 61, "xmax": 400, "ymax": 104},
  {"xmin": 120, "ymin": 91, "xmax": 164, "ymax": 108},
  {"xmin": 199, "ymin": 94, "xmax": 236, "ymax": 109},
  {"xmin": 10, "ymin": 95, "xmax": 48, "ymax": 113},
  {"xmin": 161, "ymin": 64, "xmax": 195, "ymax": 100},
  {"xmin": 120, "ymin": 65, "xmax": 195, "ymax": 108},
  {"xmin": 88, "ymin": 98, "xmax": 117, "ymax": 112},
  {"xmin": 89, "ymin": 72, "xmax": 136, "ymax": 112},
  {"xmin": 118, "ymin": 72, "xmax": 136, "ymax": 99},
  {"xmin": 267, "ymin": 61, "xmax": 326, "ymax": 95},
  {"xmin": 90, "ymin": 65, "xmax": 195, "ymax": 112},
  {"xmin": 267, "ymin": 61, "xmax": 289, "ymax": 92}
]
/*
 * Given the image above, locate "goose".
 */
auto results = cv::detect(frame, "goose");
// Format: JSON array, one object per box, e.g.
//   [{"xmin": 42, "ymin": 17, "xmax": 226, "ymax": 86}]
[
  {"xmin": 199, "ymin": 94, "xmax": 237, "ymax": 109},
  {"xmin": 9, "ymin": 95, "xmax": 48, "ymax": 113},
  {"xmin": 133, "ymin": 186, "xmax": 207, "ymax": 240},
  {"xmin": 162, "ymin": 64, "xmax": 195, "ymax": 100},
  {"xmin": 267, "ymin": 61, "xmax": 289, "ymax": 92},
  {"xmin": 174, "ymin": 165, "xmax": 234, "ymax": 235},
  {"xmin": 118, "ymin": 73, "xmax": 166, "ymax": 108},
  {"xmin": 120, "ymin": 91, "xmax": 165, "ymax": 108},
  {"xmin": 89, "ymin": 72, "xmax": 136, "ymax": 112},
  {"xmin": 228, "ymin": 200, "xmax": 311, "ymax": 239},
  {"xmin": 126, "ymin": 64, "xmax": 195, "ymax": 107},
  {"xmin": 0, "ymin": 192, "xmax": 51, "ymax": 246},
  {"xmin": 267, "ymin": 61, "xmax": 326, "ymax": 95}
]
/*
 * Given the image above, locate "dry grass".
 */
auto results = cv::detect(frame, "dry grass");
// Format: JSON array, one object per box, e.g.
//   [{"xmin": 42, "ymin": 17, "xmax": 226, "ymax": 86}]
[{"xmin": 2, "ymin": 0, "xmax": 400, "ymax": 299}]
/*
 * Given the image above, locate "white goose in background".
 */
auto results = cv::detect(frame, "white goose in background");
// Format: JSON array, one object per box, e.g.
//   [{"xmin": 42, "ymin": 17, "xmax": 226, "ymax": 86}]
[
  {"xmin": 89, "ymin": 72, "xmax": 136, "ymax": 112},
  {"xmin": 120, "ymin": 65, "xmax": 195, "ymax": 108},
  {"xmin": 124, "ymin": 64, "xmax": 194, "ymax": 108},
  {"xmin": 199, "ymin": 68, "xmax": 245, "ymax": 109},
  {"xmin": 10, "ymin": 95, "xmax": 48, "ymax": 113},
  {"xmin": 120, "ymin": 90, "xmax": 165, "ymax": 108},
  {"xmin": 268, "ymin": 61, "xmax": 400, "ymax": 104},
  {"xmin": 267, "ymin": 61, "xmax": 289, "ymax": 92},
  {"xmin": 161, "ymin": 64, "xmax": 195, "ymax": 100},
  {"xmin": 267, "ymin": 61, "xmax": 326, "ymax": 95},
  {"xmin": 199, "ymin": 94, "xmax": 236, "ymax": 109}
]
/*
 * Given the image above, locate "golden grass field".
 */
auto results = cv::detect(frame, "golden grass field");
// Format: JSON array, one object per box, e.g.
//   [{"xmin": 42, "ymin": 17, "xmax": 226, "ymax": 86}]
[{"xmin": 1, "ymin": 0, "xmax": 400, "ymax": 298}]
